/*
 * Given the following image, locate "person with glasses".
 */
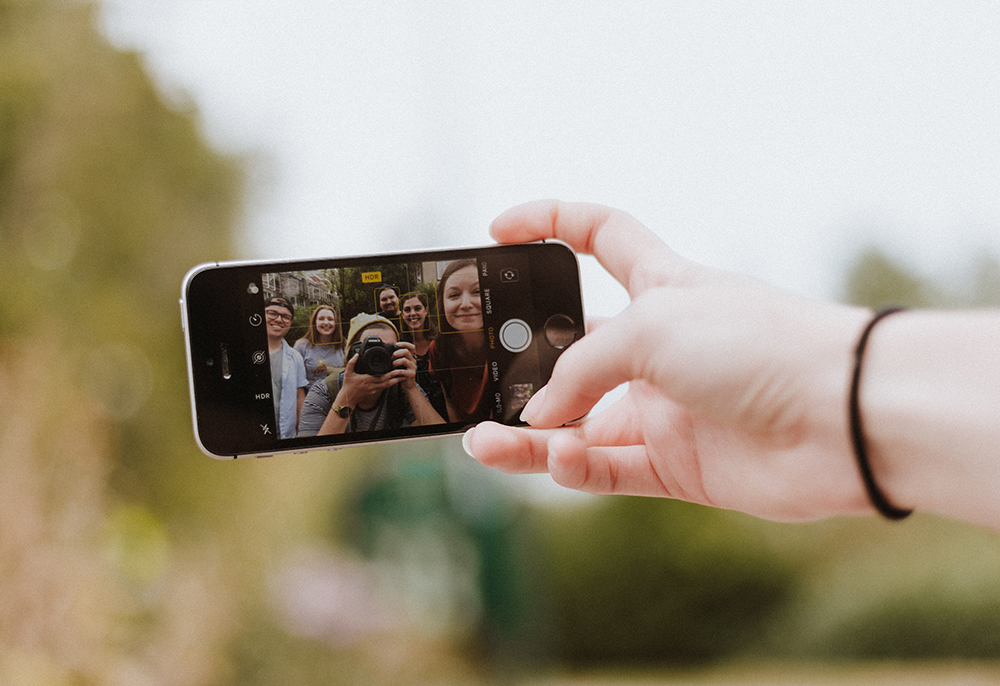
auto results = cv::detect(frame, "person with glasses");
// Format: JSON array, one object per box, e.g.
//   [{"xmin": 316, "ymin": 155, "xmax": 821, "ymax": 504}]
[{"xmin": 264, "ymin": 296, "xmax": 308, "ymax": 438}]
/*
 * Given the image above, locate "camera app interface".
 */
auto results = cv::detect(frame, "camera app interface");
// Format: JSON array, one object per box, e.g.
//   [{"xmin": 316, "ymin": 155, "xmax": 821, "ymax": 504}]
[{"xmin": 254, "ymin": 252, "xmax": 540, "ymax": 442}]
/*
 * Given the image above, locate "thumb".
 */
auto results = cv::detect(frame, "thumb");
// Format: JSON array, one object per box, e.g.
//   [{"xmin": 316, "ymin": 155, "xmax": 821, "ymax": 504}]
[{"xmin": 520, "ymin": 305, "xmax": 645, "ymax": 428}]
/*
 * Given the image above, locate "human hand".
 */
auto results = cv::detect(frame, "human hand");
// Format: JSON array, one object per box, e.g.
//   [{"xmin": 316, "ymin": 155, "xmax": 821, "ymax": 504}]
[
  {"xmin": 464, "ymin": 200, "xmax": 875, "ymax": 521},
  {"xmin": 339, "ymin": 352, "xmax": 404, "ymax": 406},
  {"xmin": 391, "ymin": 342, "xmax": 418, "ymax": 391}
]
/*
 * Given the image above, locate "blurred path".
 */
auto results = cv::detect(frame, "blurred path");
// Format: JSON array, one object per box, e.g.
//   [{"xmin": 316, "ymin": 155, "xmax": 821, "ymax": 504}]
[{"xmin": 527, "ymin": 661, "xmax": 1000, "ymax": 685}]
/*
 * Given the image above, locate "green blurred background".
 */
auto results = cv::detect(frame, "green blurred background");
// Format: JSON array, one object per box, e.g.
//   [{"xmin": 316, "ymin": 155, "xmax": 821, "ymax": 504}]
[{"xmin": 3, "ymin": 2, "xmax": 1000, "ymax": 684}]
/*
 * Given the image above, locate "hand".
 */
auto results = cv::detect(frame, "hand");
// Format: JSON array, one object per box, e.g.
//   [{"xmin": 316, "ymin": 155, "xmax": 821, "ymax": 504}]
[
  {"xmin": 391, "ymin": 341, "xmax": 418, "ymax": 391},
  {"xmin": 339, "ymin": 352, "xmax": 404, "ymax": 407},
  {"xmin": 464, "ymin": 200, "xmax": 874, "ymax": 521}
]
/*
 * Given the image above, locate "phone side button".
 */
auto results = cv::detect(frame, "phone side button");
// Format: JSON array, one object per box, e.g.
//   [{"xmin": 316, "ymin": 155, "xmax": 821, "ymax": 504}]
[{"xmin": 255, "ymin": 454, "xmax": 273, "ymax": 459}]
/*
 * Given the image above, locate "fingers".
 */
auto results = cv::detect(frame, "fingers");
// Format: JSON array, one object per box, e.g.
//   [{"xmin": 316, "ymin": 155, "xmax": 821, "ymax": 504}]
[
  {"xmin": 543, "ymin": 431, "xmax": 588, "ymax": 487},
  {"xmin": 546, "ymin": 432, "xmax": 663, "ymax": 496},
  {"xmin": 463, "ymin": 422, "xmax": 551, "ymax": 474},
  {"xmin": 519, "ymin": 300, "xmax": 651, "ymax": 428},
  {"xmin": 348, "ymin": 370, "xmax": 402, "ymax": 393},
  {"xmin": 466, "ymin": 388, "xmax": 651, "ymax": 479},
  {"xmin": 377, "ymin": 371, "xmax": 406, "ymax": 389},
  {"xmin": 464, "ymin": 422, "xmax": 675, "ymax": 498},
  {"xmin": 489, "ymin": 200, "xmax": 690, "ymax": 295},
  {"xmin": 392, "ymin": 346, "xmax": 416, "ymax": 372}
]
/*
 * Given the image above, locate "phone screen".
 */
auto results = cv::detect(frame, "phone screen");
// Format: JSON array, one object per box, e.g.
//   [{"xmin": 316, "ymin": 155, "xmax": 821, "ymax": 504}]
[{"xmin": 181, "ymin": 242, "xmax": 584, "ymax": 458}]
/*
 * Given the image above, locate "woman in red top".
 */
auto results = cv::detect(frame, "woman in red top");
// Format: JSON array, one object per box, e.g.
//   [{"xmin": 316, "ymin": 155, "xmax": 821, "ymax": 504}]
[{"xmin": 428, "ymin": 258, "xmax": 492, "ymax": 424}]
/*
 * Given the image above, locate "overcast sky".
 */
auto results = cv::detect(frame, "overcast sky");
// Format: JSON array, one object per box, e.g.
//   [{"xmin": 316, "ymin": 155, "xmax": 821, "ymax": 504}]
[{"xmin": 99, "ymin": 1, "xmax": 1000, "ymax": 317}]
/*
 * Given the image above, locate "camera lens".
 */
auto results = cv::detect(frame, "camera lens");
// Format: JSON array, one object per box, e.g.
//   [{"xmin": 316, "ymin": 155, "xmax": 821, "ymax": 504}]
[{"xmin": 363, "ymin": 347, "xmax": 392, "ymax": 375}]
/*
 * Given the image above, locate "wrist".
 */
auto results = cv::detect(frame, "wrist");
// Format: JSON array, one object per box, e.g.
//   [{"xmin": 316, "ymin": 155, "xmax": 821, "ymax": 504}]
[
  {"xmin": 774, "ymin": 302, "xmax": 876, "ymax": 517},
  {"xmin": 333, "ymin": 389, "xmax": 355, "ymax": 412}
]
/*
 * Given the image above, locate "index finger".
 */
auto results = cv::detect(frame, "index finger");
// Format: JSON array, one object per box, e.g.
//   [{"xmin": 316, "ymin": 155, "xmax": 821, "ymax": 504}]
[{"xmin": 489, "ymin": 200, "xmax": 690, "ymax": 295}]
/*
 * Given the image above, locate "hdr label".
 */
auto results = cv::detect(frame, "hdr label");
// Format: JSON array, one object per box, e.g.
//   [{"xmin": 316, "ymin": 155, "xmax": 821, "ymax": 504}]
[{"xmin": 362, "ymin": 271, "xmax": 382, "ymax": 283}]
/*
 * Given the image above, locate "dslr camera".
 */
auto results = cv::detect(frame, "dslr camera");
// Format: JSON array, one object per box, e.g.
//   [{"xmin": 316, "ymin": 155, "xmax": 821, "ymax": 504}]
[{"xmin": 349, "ymin": 337, "xmax": 400, "ymax": 376}]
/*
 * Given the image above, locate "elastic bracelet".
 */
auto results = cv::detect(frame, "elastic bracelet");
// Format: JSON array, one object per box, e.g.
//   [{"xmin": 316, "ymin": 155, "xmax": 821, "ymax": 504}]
[{"xmin": 849, "ymin": 307, "xmax": 913, "ymax": 521}]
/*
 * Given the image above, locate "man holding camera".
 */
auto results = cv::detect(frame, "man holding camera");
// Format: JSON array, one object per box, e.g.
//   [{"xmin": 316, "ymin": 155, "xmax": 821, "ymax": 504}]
[{"xmin": 297, "ymin": 313, "xmax": 445, "ymax": 436}]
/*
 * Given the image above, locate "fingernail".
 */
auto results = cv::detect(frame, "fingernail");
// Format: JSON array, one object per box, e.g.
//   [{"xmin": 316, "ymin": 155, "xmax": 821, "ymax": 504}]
[
  {"xmin": 519, "ymin": 386, "xmax": 546, "ymax": 424},
  {"xmin": 461, "ymin": 427, "xmax": 475, "ymax": 458}
]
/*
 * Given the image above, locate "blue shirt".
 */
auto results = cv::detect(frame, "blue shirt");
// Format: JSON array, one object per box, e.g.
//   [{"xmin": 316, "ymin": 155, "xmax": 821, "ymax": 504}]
[{"xmin": 272, "ymin": 339, "xmax": 308, "ymax": 439}]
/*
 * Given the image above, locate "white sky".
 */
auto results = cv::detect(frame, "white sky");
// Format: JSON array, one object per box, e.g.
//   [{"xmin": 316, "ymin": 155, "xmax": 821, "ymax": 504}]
[{"xmin": 99, "ymin": 1, "xmax": 1000, "ymax": 318}]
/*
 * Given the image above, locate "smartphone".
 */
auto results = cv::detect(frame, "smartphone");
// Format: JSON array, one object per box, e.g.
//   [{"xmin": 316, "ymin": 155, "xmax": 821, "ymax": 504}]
[{"xmin": 180, "ymin": 241, "xmax": 585, "ymax": 458}]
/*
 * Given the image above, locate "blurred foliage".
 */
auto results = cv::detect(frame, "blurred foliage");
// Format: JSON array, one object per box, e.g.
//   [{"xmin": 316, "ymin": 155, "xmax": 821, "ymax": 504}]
[
  {"xmin": 844, "ymin": 245, "xmax": 1000, "ymax": 309},
  {"xmin": 529, "ymin": 497, "xmax": 793, "ymax": 665},
  {"xmin": 0, "ymin": 0, "xmax": 241, "ymax": 521},
  {"xmin": 332, "ymin": 443, "xmax": 554, "ymax": 676},
  {"xmin": 843, "ymin": 248, "xmax": 938, "ymax": 309},
  {"xmin": 4, "ymin": 0, "xmax": 1000, "ymax": 682},
  {"xmin": 759, "ymin": 514, "xmax": 1000, "ymax": 661},
  {"xmin": 0, "ymin": 1, "xmax": 360, "ymax": 683},
  {"xmin": 970, "ymin": 254, "xmax": 1000, "ymax": 306}
]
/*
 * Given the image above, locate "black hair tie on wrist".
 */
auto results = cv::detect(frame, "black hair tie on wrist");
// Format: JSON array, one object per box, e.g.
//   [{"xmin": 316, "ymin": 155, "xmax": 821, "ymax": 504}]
[{"xmin": 849, "ymin": 307, "xmax": 914, "ymax": 521}]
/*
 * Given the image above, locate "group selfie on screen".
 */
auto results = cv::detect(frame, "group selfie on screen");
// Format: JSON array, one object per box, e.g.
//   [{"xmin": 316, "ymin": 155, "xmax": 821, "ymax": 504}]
[{"xmin": 261, "ymin": 259, "xmax": 492, "ymax": 439}]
